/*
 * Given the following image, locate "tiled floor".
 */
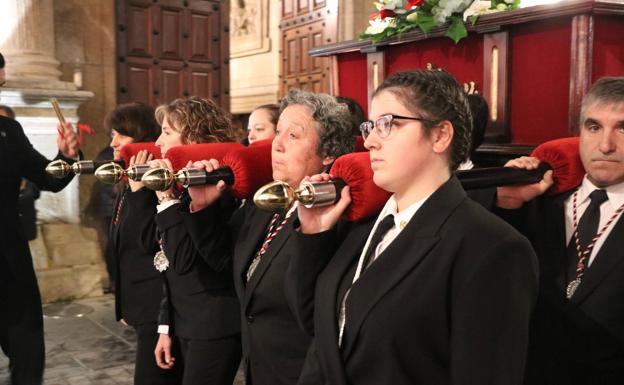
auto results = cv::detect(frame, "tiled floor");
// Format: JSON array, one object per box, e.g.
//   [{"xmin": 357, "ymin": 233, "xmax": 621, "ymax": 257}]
[{"xmin": 0, "ymin": 295, "xmax": 244, "ymax": 385}]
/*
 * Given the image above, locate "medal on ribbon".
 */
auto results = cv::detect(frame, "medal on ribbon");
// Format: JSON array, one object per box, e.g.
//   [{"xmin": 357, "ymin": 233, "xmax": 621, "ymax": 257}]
[{"xmin": 154, "ymin": 249, "xmax": 169, "ymax": 272}]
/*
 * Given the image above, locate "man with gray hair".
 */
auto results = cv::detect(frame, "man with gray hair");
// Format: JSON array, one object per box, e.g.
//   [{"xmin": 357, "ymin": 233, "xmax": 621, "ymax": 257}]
[{"xmin": 495, "ymin": 76, "xmax": 624, "ymax": 384}]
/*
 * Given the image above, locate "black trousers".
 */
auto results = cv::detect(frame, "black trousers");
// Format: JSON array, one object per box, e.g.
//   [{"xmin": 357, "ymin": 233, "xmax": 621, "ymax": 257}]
[
  {"xmin": 178, "ymin": 334, "xmax": 242, "ymax": 385},
  {"xmin": 0, "ymin": 257, "xmax": 45, "ymax": 385},
  {"xmin": 133, "ymin": 323, "xmax": 183, "ymax": 385}
]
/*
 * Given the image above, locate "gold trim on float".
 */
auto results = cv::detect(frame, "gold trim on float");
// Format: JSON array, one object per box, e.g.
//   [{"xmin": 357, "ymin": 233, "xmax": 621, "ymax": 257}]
[{"xmin": 490, "ymin": 46, "xmax": 499, "ymax": 122}]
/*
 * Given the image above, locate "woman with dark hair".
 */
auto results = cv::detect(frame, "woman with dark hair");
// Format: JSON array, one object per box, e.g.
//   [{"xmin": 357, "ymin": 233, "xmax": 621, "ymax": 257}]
[
  {"xmin": 289, "ymin": 70, "xmax": 539, "ymax": 385},
  {"xmin": 247, "ymin": 103, "xmax": 279, "ymax": 144},
  {"xmin": 104, "ymin": 103, "xmax": 182, "ymax": 385},
  {"xmin": 148, "ymin": 96, "xmax": 242, "ymax": 385}
]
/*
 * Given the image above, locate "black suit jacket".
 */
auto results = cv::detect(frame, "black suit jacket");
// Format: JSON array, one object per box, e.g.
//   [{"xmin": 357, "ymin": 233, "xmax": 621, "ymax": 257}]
[
  {"xmin": 222, "ymin": 200, "xmax": 333, "ymax": 385},
  {"xmin": 497, "ymin": 190, "xmax": 624, "ymax": 385},
  {"xmin": 155, "ymin": 195, "xmax": 241, "ymax": 340},
  {"xmin": 0, "ymin": 116, "xmax": 76, "ymax": 280},
  {"xmin": 288, "ymin": 177, "xmax": 538, "ymax": 385},
  {"xmin": 111, "ymin": 186, "xmax": 164, "ymax": 326}
]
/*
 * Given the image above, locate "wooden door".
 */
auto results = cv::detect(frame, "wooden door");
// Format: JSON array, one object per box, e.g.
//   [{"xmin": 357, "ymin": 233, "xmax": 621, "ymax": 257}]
[
  {"xmin": 116, "ymin": 0, "xmax": 230, "ymax": 111},
  {"xmin": 279, "ymin": 0, "xmax": 337, "ymax": 97}
]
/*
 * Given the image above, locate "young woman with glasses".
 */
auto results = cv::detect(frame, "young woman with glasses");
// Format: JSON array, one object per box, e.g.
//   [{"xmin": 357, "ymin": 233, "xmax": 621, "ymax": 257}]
[{"xmin": 288, "ymin": 70, "xmax": 539, "ymax": 385}]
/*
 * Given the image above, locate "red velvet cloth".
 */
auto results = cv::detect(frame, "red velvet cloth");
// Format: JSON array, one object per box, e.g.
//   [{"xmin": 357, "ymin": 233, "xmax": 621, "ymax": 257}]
[
  {"xmin": 221, "ymin": 140, "xmax": 273, "ymax": 199},
  {"xmin": 164, "ymin": 142, "xmax": 245, "ymax": 171},
  {"xmin": 592, "ymin": 15, "xmax": 624, "ymax": 82},
  {"xmin": 330, "ymin": 152, "xmax": 391, "ymax": 221},
  {"xmin": 510, "ymin": 19, "xmax": 571, "ymax": 144},
  {"xmin": 338, "ymin": 51, "xmax": 369, "ymax": 117},
  {"xmin": 118, "ymin": 142, "xmax": 161, "ymax": 164},
  {"xmin": 385, "ymin": 33, "xmax": 483, "ymax": 88},
  {"xmin": 530, "ymin": 136, "xmax": 584, "ymax": 195}
]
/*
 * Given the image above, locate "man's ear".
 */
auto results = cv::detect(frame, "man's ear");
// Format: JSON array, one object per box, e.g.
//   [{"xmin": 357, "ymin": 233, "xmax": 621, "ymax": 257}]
[{"xmin": 431, "ymin": 121, "xmax": 453, "ymax": 154}]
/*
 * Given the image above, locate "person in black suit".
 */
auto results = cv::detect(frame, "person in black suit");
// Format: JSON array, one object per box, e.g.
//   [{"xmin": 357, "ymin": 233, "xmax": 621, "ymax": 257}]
[
  {"xmin": 178, "ymin": 89, "xmax": 355, "ymax": 385},
  {"xmin": 286, "ymin": 70, "xmax": 539, "ymax": 385},
  {"xmin": 0, "ymin": 104, "xmax": 43, "ymax": 242},
  {"xmin": 149, "ymin": 97, "xmax": 242, "ymax": 385},
  {"xmin": 495, "ymin": 76, "xmax": 624, "ymax": 385},
  {"xmin": 0, "ymin": 52, "xmax": 80, "ymax": 385},
  {"xmin": 105, "ymin": 103, "xmax": 182, "ymax": 385}
]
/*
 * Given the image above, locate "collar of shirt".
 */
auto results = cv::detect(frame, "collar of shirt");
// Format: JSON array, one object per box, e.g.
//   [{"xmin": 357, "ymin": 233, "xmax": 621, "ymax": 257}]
[
  {"xmin": 457, "ymin": 158, "xmax": 474, "ymax": 171},
  {"xmin": 378, "ymin": 194, "xmax": 428, "ymax": 231},
  {"xmin": 564, "ymin": 175, "xmax": 624, "ymax": 265},
  {"xmin": 352, "ymin": 193, "xmax": 431, "ymax": 283},
  {"xmin": 575, "ymin": 176, "xmax": 624, "ymax": 211}
]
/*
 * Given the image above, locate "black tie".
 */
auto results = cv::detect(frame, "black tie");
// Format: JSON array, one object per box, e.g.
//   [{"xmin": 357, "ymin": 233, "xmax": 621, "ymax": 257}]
[
  {"xmin": 361, "ymin": 215, "xmax": 395, "ymax": 271},
  {"xmin": 567, "ymin": 189, "xmax": 608, "ymax": 280}
]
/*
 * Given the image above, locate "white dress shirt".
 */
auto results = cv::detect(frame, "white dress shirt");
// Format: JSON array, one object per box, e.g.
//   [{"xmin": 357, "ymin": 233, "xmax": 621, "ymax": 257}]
[
  {"xmin": 564, "ymin": 177, "xmax": 624, "ymax": 266},
  {"xmin": 338, "ymin": 193, "xmax": 432, "ymax": 346}
]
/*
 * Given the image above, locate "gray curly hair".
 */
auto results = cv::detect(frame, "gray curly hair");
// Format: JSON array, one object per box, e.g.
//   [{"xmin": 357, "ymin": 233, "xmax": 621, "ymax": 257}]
[{"xmin": 280, "ymin": 89, "xmax": 354, "ymax": 158}]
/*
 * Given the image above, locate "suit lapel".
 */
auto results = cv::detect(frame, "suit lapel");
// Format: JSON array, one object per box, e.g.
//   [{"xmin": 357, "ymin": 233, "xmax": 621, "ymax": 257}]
[
  {"xmin": 243, "ymin": 212, "xmax": 297, "ymax": 308},
  {"xmin": 542, "ymin": 193, "xmax": 569, "ymax": 292},
  {"xmin": 570, "ymin": 214, "xmax": 624, "ymax": 305},
  {"xmin": 110, "ymin": 188, "xmax": 125, "ymax": 253},
  {"xmin": 315, "ymin": 220, "xmax": 374, "ymax": 385},
  {"xmin": 340, "ymin": 177, "xmax": 465, "ymax": 360},
  {"xmin": 233, "ymin": 209, "xmax": 273, "ymax": 298}
]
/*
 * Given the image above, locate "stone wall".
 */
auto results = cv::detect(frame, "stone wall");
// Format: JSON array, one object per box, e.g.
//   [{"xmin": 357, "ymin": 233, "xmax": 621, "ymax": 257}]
[{"xmin": 230, "ymin": 0, "xmax": 281, "ymax": 113}]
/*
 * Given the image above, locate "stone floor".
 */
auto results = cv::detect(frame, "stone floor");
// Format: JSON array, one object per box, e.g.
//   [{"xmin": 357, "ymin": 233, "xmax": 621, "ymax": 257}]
[{"xmin": 0, "ymin": 295, "xmax": 245, "ymax": 385}]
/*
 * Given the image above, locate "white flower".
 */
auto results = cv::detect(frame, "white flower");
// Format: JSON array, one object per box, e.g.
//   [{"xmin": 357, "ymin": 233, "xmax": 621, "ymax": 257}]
[
  {"xmin": 365, "ymin": 17, "xmax": 397, "ymax": 34},
  {"xmin": 463, "ymin": 0, "xmax": 494, "ymax": 21},
  {"xmin": 376, "ymin": 0, "xmax": 404, "ymax": 10},
  {"xmin": 432, "ymin": 0, "xmax": 474, "ymax": 24}
]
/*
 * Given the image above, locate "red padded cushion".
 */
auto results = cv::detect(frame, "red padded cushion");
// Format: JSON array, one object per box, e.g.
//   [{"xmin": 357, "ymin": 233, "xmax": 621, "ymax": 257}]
[
  {"xmin": 530, "ymin": 136, "xmax": 584, "ymax": 195},
  {"xmin": 118, "ymin": 142, "xmax": 161, "ymax": 164},
  {"xmin": 222, "ymin": 140, "xmax": 273, "ymax": 199},
  {"xmin": 330, "ymin": 152, "xmax": 391, "ymax": 221},
  {"xmin": 164, "ymin": 142, "xmax": 245, "ymax": 171}
]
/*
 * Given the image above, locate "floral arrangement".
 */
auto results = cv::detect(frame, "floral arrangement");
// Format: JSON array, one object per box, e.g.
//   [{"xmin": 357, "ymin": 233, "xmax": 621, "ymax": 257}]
[{"xmin": 361, "ymin": 0, "xmax": 520, "ymax": 44}]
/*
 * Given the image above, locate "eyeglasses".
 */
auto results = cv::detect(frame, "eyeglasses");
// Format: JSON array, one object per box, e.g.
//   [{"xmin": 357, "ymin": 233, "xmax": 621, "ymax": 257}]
[{"xmin": 359, "ymin": 114, "xmax": 437, "ymax": 140}]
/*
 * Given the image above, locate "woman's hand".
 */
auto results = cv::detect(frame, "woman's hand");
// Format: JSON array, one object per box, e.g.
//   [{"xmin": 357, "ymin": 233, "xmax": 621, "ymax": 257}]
[
  {"xmin": 297, "ymin": 173, "xmax": 351, "ymax": 234},
  {"xmin": 496, "ymin": 156, "xmax": 554, "ymax": 209},
  {"xmin": 187, "ymin": 159, "xmax": 227, "ymax": 212},
  {"xmin": 148, "ymin": 158, "xmax": 179, "ymax": 203},
  {"xmin": 127, "ymin": 150, "xmax": 153, "ymax": 192},
  {"xmin": 154, "ymin": 333, "xmax": 175, "ymax": 369}
]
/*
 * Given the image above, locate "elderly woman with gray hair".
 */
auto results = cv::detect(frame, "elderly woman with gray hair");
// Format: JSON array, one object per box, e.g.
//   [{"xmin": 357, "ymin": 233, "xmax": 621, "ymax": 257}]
[{"xmin": 184, "ymin": 89, "xmax": 354, "ymax": 385}]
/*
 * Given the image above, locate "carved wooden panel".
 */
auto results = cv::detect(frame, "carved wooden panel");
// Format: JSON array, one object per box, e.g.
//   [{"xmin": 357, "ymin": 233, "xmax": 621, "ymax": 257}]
[
  {"xmin": 298, "ymin": 0, "xmax": 310, "ymax": 15},
  {"xmin": 283, "ymin": 0, "xmax": 295, "ymax": 19},
  {"xmin": 121, "ymin": 57, "xmax": 155, "ymax": 105},
  {"xmin": 125, "ymin": 2, "xmax": 153, "ymax": 57},
  {"xmin": 117, "ymin": 0, "xmax": 229, "ymax": 111},
  {"xmin": 160, "ymin": 6, "xmax": 184, "ymax": 60},
  {"xmin": 279, "ymin": 0, "xmax": 337, "ymax": 97},
  {"xmin": 313, "ymin": 0, "xmax": 327, "ymax": 10}
]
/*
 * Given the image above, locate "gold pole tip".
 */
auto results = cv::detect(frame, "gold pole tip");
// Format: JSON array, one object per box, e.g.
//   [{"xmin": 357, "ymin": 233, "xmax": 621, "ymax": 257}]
[
  {"xmin": 46, "ymin": 160, "xmax": 71, "ymax": 178},
  {"xmin": 253, "ymin": 180, "xmax": 295, "ymax": 212},
  {"xmin": 94, "ymin": 162, "xmax": 125, "ymax": 184}
]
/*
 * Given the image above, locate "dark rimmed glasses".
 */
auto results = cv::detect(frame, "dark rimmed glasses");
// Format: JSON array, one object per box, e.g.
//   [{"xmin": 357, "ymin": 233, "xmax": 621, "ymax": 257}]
[{"xmin": 359, "ymin": 114, "xmax": 437, "ymax": 140}]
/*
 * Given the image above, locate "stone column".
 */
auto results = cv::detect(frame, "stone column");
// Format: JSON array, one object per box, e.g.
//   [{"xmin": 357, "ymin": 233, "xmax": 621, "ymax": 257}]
[
  {"xmin": 0, "ymin": 0, "xmax": 73, "ymax": 89},
  {"xmin": 0, "ymin": 0, "xmax": 93, "ymax": 224}
]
